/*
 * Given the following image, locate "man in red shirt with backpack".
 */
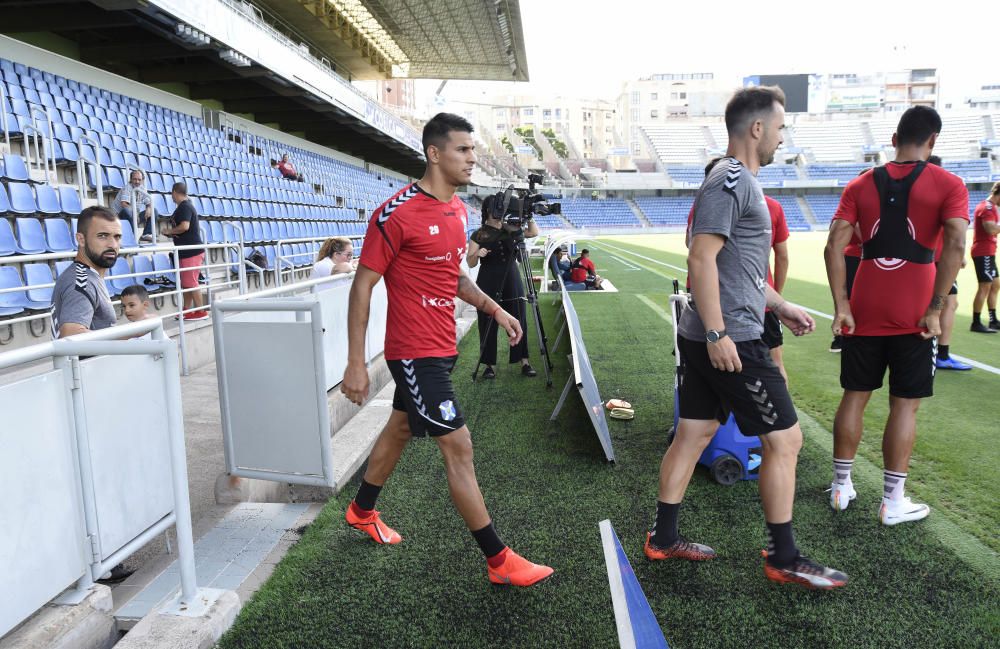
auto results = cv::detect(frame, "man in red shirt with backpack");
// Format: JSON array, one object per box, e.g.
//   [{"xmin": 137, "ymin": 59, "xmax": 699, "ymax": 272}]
[
  {"xmin": 824, "ymin": 106, "xmax": 968, "ymax": 525},
  {"xmin": 340, "ymin": 113, "xmax": 553, "ymax": 587}
]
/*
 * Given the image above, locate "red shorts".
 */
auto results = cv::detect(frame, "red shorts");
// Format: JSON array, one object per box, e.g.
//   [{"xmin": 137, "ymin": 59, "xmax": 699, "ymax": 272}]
[{"xmin": 179, "ymin": 253, "xmax": 205, "ymax": 289}]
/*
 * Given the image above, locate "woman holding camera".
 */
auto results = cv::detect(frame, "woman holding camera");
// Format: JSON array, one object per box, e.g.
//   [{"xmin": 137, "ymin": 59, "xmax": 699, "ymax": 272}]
[{"xmin": 466, "ymin": 196, "xmax": 538, "ymax": 379}]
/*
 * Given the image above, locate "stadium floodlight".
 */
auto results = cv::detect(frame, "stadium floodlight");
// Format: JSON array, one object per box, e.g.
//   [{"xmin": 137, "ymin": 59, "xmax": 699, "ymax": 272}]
[
  {"xmin": 175, "ymin": 22, "xmax": 210, "ymax": 46},
  {"xmin": 219, "ymin": 49, "xmax": 251, "ymax": 68},
  {"xmin": 326, "ymin": 0, "xmax": 409, "ymax": 67}
]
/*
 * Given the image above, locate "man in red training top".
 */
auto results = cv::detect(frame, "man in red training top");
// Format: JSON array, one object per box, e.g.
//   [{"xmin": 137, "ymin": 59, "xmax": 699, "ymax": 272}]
[
  {"xmin": 824, "ymin": 106, "xmax": 968, "ymax": 524},
  {"xmin": 970, "ymin": 181, "xmax": 1000, "ymax": 333},
  {"xmin": 340, "ymin": 113, "xmax": 553, "ymax": 587},
  {"xmin": 761, "ymin": 195, "xmax": 790, "ymax": 379},
  {"xmin": 569, "ymin": 249, "xmax": 603, "ymax": 289}
]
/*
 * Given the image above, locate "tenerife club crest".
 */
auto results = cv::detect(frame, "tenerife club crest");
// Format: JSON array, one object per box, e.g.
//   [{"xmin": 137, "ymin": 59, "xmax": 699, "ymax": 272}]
[{"xmin": 439, "ymin": 400, "xmax": 457, "ymax": 422}]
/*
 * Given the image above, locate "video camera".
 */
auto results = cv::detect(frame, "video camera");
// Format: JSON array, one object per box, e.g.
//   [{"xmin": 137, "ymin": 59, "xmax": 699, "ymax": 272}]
[{"xmin": 483, "ymin": 173, "xmax": 561, "ymax": 229}]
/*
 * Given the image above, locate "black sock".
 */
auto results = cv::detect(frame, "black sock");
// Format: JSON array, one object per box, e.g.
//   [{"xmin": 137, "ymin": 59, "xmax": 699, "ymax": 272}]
[
  {"xmin": 471, "ymin": 521, "xmax": 506, "ymax": 559},
  {"xmin": 973, "ymin": 312, "xmax": 983, "ymax": 325},
  {"xmin": 353, "ymin": 479, "xmax": 382, "ymax": 511},
  {"xmin": 765, "ymin": 521, "xmax": 798, "ymax": 568},
  {"xmin": 650, "ymin": 501, "xmax": 680, "ymax": 548},
  {"xmin": 938, "ymin": 344, "xmax": 950, "ymax": 360},
  {"xmin": 990, "ymin": 309, "xmax": 997, "ymax": 322}
]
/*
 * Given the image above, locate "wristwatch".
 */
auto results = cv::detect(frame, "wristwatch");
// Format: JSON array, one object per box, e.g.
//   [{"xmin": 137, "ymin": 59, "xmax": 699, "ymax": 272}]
[{"xmin": 705, "ymin": 329, "xmax": 727, "ymax": 344}]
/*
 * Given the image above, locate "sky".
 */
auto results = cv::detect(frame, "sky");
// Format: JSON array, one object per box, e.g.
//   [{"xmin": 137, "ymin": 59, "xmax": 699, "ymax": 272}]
[{"xmin": 414, "ymin": 0, "xmax": 993, "ymax": 110}]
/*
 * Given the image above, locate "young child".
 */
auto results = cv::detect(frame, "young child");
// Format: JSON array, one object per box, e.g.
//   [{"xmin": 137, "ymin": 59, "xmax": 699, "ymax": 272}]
[{"xmin": 121, "ymin": 284, "xmax": 155, "ymax": 323}]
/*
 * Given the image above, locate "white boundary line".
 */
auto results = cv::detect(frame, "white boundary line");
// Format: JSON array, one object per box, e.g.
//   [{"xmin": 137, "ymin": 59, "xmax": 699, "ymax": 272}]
[
  {"xmin": 599, "ymin": 520, "xmax": 637, "ymax": 649},
  {"xmin": 599, "ymin": 240, "xmax": 1000, "ymax": 377}
]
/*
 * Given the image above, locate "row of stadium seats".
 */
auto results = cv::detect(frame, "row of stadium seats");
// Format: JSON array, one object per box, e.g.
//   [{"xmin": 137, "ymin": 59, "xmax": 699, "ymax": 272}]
[{"xmin": 559, "ymin": 199, "xmax": 642, "ymax": 228}]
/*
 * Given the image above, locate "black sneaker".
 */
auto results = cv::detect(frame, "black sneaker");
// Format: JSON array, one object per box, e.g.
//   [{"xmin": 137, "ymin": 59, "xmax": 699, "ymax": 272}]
[
  {"xmin": 971, "ymin": 322, "xmax": 997, "ymax": 334},
  {"xmin": 829, "ymin": 336, "xmax": 842, "ymax": 353},
  {"xmin": 763, "ymin": 554, "xmax": 848, "ymax": 590},
  {"xmin": 97, "ymin": 563, "xmax": 135, "ymax": 584},
  {"xmin": 989, "ymin": 319, "xmax": 1000, "ymax": 331},
  {"xmin": 521, "ymin": 364, "xmax": 537, "ymax": 377},
  {"xmin": 482, "ymin": 367, "xmax": 496, "ymax": 379}
]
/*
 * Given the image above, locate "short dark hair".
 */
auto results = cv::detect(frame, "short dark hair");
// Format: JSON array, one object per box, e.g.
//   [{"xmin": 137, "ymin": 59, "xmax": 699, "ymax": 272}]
[
  {"xmin": 991, "ymin": 181, "xmax": 1000, "ymax": 197},
  {"xmin": 129, "ymin": 169, "xmax": 144, "ymax": 180},
  {"xmin": 725, "ymin": 86, "xmax": 786, "ymax": 136},
  {"xmin": 121, "ymin": 284, "xmax": 149, "ymax": 302},
  {"xmin": 581, "ymin": 248, "xmax": 590, "ymax": 255},
  {"xmin": 78, "ymin": 205, "xmax": 117, "ymax": 235},
  {"xmin": 895, "ymin": 106, "xmax": 942, "ymax": 148},
  {"xmin": 171, "ymin": 181, "xmax": 188, "ymax": 196},
  {"xmin": 927, "ymin": 155, "xmax": 942, "ymax": 166},
  {"xmin": 422, "ymin": 113, "xmax": 474, "ymax": 157}
]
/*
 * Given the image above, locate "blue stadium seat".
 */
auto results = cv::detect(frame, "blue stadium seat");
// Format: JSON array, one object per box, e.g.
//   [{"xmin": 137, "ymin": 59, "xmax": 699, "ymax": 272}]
[
  {"xmin": 23, "ymin": 263, "xmax": 55, "ymax": 303},
  {"xmin": 120, "ymin": 219, "xmax": 138, "ymax": 248},
  {"xmin": 152, "ymin": 253, "xmax": 176, "ymax": 289},
  {"xmin": 0, "ymin": 218, "xmax": 22, "ymax": 255},
  {"xmin": 58, "ymin": 186, "xmax": 82, "ymax": 215},
  {"xmin": 108, "ymin": 257, "xmax": 133, "ymax": 295},
  {"xmin": 35, "ymin": 184, "xmax": 61, "ymax": 215},
  {"xmin": 0, "ymin": 266, "xmax": 27, "ymax": 316},
  {"xmin": 1, "ymin": 154, "xmax": 29, "ymax": 182},
  {"xmin": 7, "ymin": 182, "xmax": 37, "ymax": 214},
  {"xmin": 44, "ymin": 218, "xmax": 74, "ymax": 252},
  {"xmin": 132, "ymin": 255, "xmax": 158, "ymax": 291},
  {"xmin": 15, "ymin": 217, "xmax": 47, "ymax": 254}
]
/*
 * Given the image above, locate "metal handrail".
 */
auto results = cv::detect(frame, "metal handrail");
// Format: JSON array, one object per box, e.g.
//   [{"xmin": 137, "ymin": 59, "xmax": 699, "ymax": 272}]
[
  {"xmin": 27, "ymin": 103, "xmax": 55, "ymax": 182},
  {"xmin": 76, "ymin": 133, "xmax": 103, "ymax": 203},
  {"xmin": 0, "ymin": 84, "xmax": 10, "ymax": 152},
  {"xmin": 274, "ymin": 235, "xmax": 331, "ymax": 286}
]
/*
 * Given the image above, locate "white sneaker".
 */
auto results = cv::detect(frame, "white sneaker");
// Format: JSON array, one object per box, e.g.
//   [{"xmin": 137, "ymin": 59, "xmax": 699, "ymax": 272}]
[
  {"xmin": 829, "ymin": 482, "xmax": 857, "ymax": 511},
  {"xmin": 879, "ymin": 497, "xmax": 930, "ymax": 526}
]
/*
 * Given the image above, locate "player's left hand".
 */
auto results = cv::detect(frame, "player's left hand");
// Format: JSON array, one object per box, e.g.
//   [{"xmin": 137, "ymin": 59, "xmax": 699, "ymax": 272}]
[
  {"xmin": 494, "ymin": 308, "xmax": 523, "ymax": 346},
  {"xmin": 775, "ymin": 301, "xmax": 816, "ymax": 336},
  {"xmin": 918, "ymin": 311, "xmax": 941, "ymax": 339}
]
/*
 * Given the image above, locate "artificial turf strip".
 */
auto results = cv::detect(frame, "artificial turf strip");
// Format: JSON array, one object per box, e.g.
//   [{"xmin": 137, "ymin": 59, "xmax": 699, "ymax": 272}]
[{"xmin": 218, "ymin": 246, "xmax": 998, "ymax": 648}]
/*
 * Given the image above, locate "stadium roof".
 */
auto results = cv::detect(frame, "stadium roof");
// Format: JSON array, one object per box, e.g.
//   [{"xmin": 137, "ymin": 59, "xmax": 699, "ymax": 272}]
[{"xmin": 255, "ymin": 0, "xmax": 530, "ymax": 81}]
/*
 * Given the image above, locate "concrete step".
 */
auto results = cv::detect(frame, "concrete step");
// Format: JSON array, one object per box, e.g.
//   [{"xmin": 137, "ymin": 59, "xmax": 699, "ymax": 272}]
[{"xmin": 113, "ymin": 503, "xmax": 312, "ymax": 627}]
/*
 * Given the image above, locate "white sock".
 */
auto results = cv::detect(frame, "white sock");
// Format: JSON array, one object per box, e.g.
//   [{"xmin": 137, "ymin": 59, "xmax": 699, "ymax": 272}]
[
  {"xmin": 833, "ymin": 458, "xmax": 854, "ymax": 487},
  {"xmin": 883, "ymin": 470, "xmax": 907, "ymax": 501}
]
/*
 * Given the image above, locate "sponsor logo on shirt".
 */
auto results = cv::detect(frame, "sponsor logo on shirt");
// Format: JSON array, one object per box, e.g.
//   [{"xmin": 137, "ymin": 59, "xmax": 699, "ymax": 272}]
[
  {"xmin": 421, "ymin": 295, "xmax": 455, "ymax": 308},
  {"xmin": 870, "ymin": 217, "xmax": 916, "ymax": 271},
  {"xmin": 424, "ymin": 252, "xmax": 453, "ymax": 262}
]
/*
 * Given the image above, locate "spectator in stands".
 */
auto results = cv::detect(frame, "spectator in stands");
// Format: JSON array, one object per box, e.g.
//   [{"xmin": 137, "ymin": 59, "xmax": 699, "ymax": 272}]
[
  {"xmin": 825, "ymin": 106, "xmax": 967, "ymax": 528},
  {"xmin": 651, "ymin": 86, "xmax": 847, "ymax": 589},
  {"xmin": 112, "ymin": 169, "xmax": 157, "ymax": 242},
  {"xmin": 51, "ymin": 206, "xmax": 133, "ymax": 583},
  {"xmin": 340, "ymin": 112, "xmax": 552, "ymax": 587},
  {"xmin": 311, "ymin": 237, "xmax": 356, "ymax": 279},
  {"xmin": 466, "ymin": 194, "xmax": 538, "ymax": 379},
  {"xmin": 52, "ymin": 206, "xmax": 120, "ymax": 338},
  {"xmin": 276, "ymin": 153, "xmax": 303, "ymax": 182},
  {"xmin": 926, "ymin": 156, "xmax": 971, "ymax": 368},
  {"xmin": 162, "ymin": 182, "xmax": 208, "ymax": 321},
  {"xmin": 121, "ymin": 285, "xmax": 155, "ymax": 323},
  {"xmin": 970, "ymin": 181, "xmax": 1000, "ymax": 333},
  {"xmin": 569, "ymin": 249, "xmax": 603, "ymax": 289}
]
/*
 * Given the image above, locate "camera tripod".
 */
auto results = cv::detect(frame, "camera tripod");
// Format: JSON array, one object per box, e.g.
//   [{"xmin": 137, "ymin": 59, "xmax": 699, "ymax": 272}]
[{"xmin": 471, "ymin": 232, "xmax": 554, "ymax": 388}]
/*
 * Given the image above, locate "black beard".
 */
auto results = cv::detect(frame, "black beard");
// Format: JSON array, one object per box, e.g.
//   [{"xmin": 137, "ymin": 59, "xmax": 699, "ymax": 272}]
[{"xmin": 86, "ymin": 244, "xmax": 117, "ymax": 269}]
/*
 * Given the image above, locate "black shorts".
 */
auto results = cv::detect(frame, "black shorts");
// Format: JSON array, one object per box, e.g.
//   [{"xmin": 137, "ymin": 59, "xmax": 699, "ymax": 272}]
[
  {"xmin": 973, "ymin": 255, "xmax": 998, "ymax": 283},
  {"xmin": 387, "ymin": 356, "xmax": 465, "ymax": 438},
  {"xmin": 840, "ymin": 335, "xmax": 935, "ymax": 398},
  {"xmin": 760, "ymin": 310, "xmax": 784, "ymax": 349},
  {"xmin": 677, "ymin": 336, "xmax": 798, "ymax": 436}
]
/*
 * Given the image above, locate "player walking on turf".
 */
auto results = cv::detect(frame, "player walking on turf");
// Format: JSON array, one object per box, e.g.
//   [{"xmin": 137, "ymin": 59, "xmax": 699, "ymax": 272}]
[
  {"xmin": 824, "ymin": 106, "xmax": 968, "ymax": 525},
  {"xmin": 970, "ymin": 182, "xmax": 1000, "ymax": 333},
  {"xmin": 647, "ymin": 87, "xmax": 848, "ymax": 590},
  {"xmin": 340, "ymin": 113, "xmax": 553, "ymax": 587}
]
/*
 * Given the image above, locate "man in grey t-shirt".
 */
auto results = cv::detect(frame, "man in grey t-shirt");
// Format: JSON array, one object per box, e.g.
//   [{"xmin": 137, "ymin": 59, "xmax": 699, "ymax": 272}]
[
  {"xmin": 645, "ymin": 87, "xmax": 848, "ymax": 590},
  {"xmin": 111, "ymin": 169, "xmax": 157, "ymax": 240},
  {"xmin": 52, "ymin": 206, "xmax": 121, "ymax": 338}
]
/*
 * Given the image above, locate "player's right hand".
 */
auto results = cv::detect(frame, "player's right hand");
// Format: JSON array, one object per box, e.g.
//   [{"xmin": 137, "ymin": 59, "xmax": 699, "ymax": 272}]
[
  {"xmin": 832, "ymin": 309, "xmax": 855, "ymax": 336},
  {"xmin": 341, "ymin": 361, "xmax": 370, "ymax": 405},
  {"xmin": 707, "ymin": 336, "xmax": 742, "ymax": 373}
]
